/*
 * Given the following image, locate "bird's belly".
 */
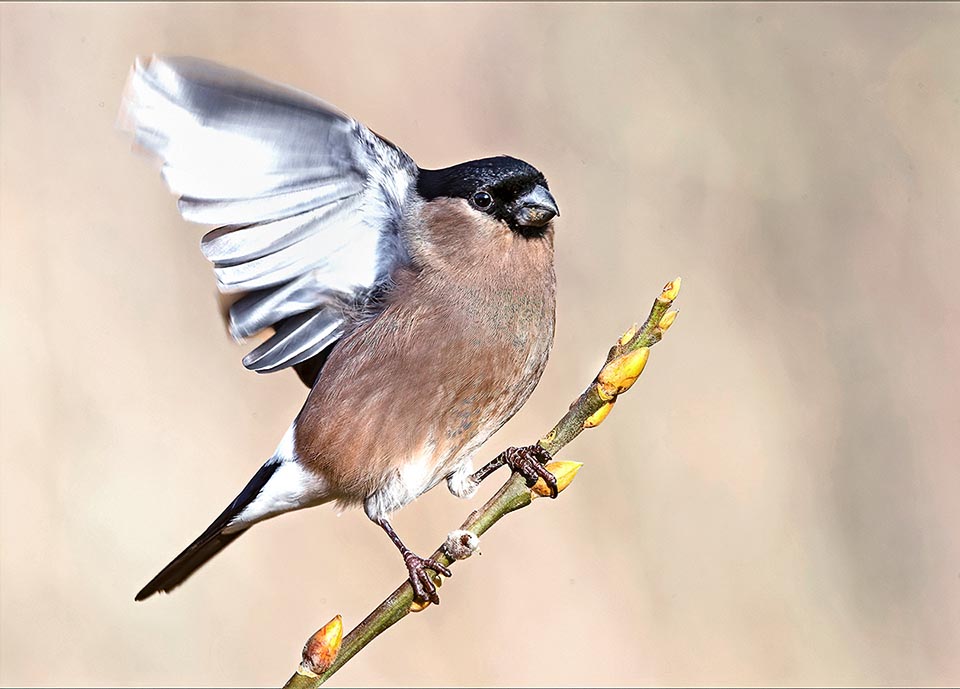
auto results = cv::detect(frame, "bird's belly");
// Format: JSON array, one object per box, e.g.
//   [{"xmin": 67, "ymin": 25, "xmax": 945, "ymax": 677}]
[
  {"xmin": 361, "ymin": 338, "xmax": 550, "ymax": 520},
  {"xmin": 298, "ymin": 277, "xmax": 555, "ymax": 518},
  {"xmin": 361, "ymin": 444, "xmax": 461, "ymax": 520}
]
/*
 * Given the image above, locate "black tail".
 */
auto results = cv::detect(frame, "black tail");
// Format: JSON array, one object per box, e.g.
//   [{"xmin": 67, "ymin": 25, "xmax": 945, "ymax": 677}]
[{"xmin": 135, "ymin": 460, "xmax": 281, "ymax": 601}]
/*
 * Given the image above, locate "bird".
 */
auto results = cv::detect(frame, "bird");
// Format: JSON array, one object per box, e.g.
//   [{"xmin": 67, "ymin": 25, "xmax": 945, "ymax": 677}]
[{"xmin": 119, "ymin": 56, "xmax": 561, "ymax": 605}]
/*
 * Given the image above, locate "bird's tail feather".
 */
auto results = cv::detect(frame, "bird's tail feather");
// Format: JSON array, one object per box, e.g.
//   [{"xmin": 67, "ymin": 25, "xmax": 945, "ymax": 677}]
[{"xmin": 135, "ymin": 460, "xmax": 281, "ymax": 601}]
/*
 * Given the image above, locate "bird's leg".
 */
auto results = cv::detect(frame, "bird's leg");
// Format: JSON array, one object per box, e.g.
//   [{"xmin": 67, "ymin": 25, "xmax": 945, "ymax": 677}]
[
  {"xmin": 376, "ymin": 518, "xmax": 452, "ymax": 605},
  {"xmin": 471, "ymin": 445, "xmax": 559, "ymax": 498}
]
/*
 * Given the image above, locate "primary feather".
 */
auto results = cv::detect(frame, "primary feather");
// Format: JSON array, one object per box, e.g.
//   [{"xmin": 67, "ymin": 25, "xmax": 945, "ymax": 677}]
[{"xmin": 119, "ymin": 56, "xmax": 417, "ymax": 375}]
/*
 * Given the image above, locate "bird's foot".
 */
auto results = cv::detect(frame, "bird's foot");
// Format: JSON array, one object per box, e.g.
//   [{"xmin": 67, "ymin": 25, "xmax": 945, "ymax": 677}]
[
  {"xmin": 403, "ymin": 551, "xmax": 452, "ymax": 605},
  {"xmin": 502, "ymin": 445, "xmax": 558, "ymax": 498},
  {"xmin": 470, "ymin": 444, "xmax": 559, "ymax": 497}
]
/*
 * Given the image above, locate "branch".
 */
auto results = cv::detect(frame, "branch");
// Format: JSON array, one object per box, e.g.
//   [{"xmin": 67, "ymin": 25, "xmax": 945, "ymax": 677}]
[{"xmin": 282, "ymin": 277, "xmax": 682, "ymax": 688}]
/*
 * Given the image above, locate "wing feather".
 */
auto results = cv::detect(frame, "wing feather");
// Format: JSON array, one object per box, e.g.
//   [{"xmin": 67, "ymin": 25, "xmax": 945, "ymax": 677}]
[
  {"xmin": 119, "ymin": 56, "xmax": 416, "ymax": 377},
  {"xmin": 242, "ymin": 309, "xmax": 345, "ymax": 373}
]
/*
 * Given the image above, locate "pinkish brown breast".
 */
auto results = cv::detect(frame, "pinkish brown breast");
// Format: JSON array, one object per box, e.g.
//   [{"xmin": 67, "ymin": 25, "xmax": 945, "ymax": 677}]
[{"xmin": 293, "ymin": 201, "xmax": 556, "ymax": 512}]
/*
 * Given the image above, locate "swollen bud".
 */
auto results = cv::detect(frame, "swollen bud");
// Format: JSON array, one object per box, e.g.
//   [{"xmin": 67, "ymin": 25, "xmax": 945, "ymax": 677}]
[
  {"xmin": 658, "ymin": 310, "xmax": 678, "ymax": 332},
  {"xmin": 659, "ymin": 277, "xmax": 682, "ymax": 302},
  {"xmin": 583, "ymin": 400, "xmax": 615, "ymax": 428},
  {"xmin": 531, "ymin": 461, "xmax": 583, "ymax": 499},
  {"xmin": 597, "ymin": 347, "xmax": 650, "ymax": 398},
  {"xmin": 299, "ymin": 615, "xmax": 343, "ymax": 677}
]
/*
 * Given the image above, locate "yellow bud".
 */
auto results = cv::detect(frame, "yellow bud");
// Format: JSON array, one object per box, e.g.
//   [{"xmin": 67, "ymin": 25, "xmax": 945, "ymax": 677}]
[
  {"xmin": 659, "ymin": 276, "xmax": 682, "ymax": 302},
  {"xmin": 658, "ymin": 309, "xmax": 678, "ymax": 332},
  {"xmin": 409, "ymin": 599, "xmax": 431, "ymax": 613},
  {"xmin": 597, "ymin": 347, "xmax": 650, "ymax": 397},
  {"xmin": 618, "ymin": 323, "xmax": 639, "ymax": 346},
  {"xmin": 531, "ymin": 460, "xmax": 583, "ymax": 499},
  {"xmin": 299, "ymin": 614, "xmax": 343, "ymax": 676},
  {"xmin": 583, "ymin": 400, "xmax": 615, "ymax": 429},
  {"xmin": 595, "ymin": 381, "xmax": 615, "ymax": 402}
]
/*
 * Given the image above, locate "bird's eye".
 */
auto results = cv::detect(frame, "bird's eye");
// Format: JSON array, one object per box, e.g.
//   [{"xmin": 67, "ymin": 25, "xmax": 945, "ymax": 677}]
[{"xmin": 473, "ymin": 191, "xmax": 493, "ymax": 209}]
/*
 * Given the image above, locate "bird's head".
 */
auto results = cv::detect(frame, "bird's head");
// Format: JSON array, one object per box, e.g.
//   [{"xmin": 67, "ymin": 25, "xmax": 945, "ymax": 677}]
[{"xmin": 415, "ymin": 156, "xmax": 558, "ymax": 239}]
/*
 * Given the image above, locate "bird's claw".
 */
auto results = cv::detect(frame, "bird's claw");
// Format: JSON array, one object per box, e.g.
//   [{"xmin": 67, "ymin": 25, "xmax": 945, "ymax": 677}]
[
  {"xmin": 504, "ymin": 445, "xmax": 558, "ymax": 498},
  {"xmin": 404, "ymin": 552, "xmax": 452, "ymax": 605}
]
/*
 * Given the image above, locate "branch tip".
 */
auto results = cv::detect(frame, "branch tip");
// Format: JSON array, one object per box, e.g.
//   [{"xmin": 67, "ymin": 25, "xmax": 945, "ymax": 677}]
[{"xmin": 659, "ymin": 276, "xmax": 682, "ymax": 302}]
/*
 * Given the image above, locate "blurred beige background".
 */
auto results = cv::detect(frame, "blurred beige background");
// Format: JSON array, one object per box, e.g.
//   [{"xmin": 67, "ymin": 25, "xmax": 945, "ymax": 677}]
[{"xmin": 2, "ymin": 2, "xmax": 959, "ymax": 686}]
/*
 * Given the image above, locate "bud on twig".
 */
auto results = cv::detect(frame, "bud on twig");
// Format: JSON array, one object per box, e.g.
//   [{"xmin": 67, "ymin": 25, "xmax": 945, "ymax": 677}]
[
  {"xmin": 583, "ymin": 400, "xmax": 615, "ymax": 428},
  {"xmin": 659, "ymin": 277, "xmax": 682, "ymax": 303},
  {"xmin": 530, "ymin": 461, "xmax": 583, "ymax": 499},
  {"xmin": 658, "ymin": 310, "xmax": 678, "ymax": 333},
  {"xmin": 299, "ymin": 615, "xmax": 343, "ymax": 677},
  {"xmin": 597, "ymin": 347, "xmax": 650, "ymax": 398},
  {"xmin": 409, "ymin": 599, "xmax": 430, "ymax": 613},
  {"xmin": 618, "ymin": 323, "xmax": 639, "ymax": 346}
]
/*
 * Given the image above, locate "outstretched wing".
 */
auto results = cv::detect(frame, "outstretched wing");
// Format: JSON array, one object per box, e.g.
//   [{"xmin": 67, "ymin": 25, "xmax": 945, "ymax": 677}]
[{"xmin": 119, "ymin": 56, "xmax": 416, "ymax": 379}]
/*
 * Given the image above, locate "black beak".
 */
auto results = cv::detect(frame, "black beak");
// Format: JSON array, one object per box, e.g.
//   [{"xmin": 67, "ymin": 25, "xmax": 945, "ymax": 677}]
[{"xmin": 515, "ymin": 185, "xmax": 559, "ymax": 228}]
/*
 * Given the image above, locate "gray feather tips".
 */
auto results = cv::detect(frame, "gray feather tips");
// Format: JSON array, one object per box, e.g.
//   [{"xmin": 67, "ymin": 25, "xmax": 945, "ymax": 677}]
[{"xmin": 119, "ymin": 55, "xmax": 418, "ymax": 375}]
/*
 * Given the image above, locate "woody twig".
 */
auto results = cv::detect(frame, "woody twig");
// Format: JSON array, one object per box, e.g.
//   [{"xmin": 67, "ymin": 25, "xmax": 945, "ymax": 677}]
[{"xmin": 282, "ymin": 277, "xmax": 682, "ymax": 688}]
